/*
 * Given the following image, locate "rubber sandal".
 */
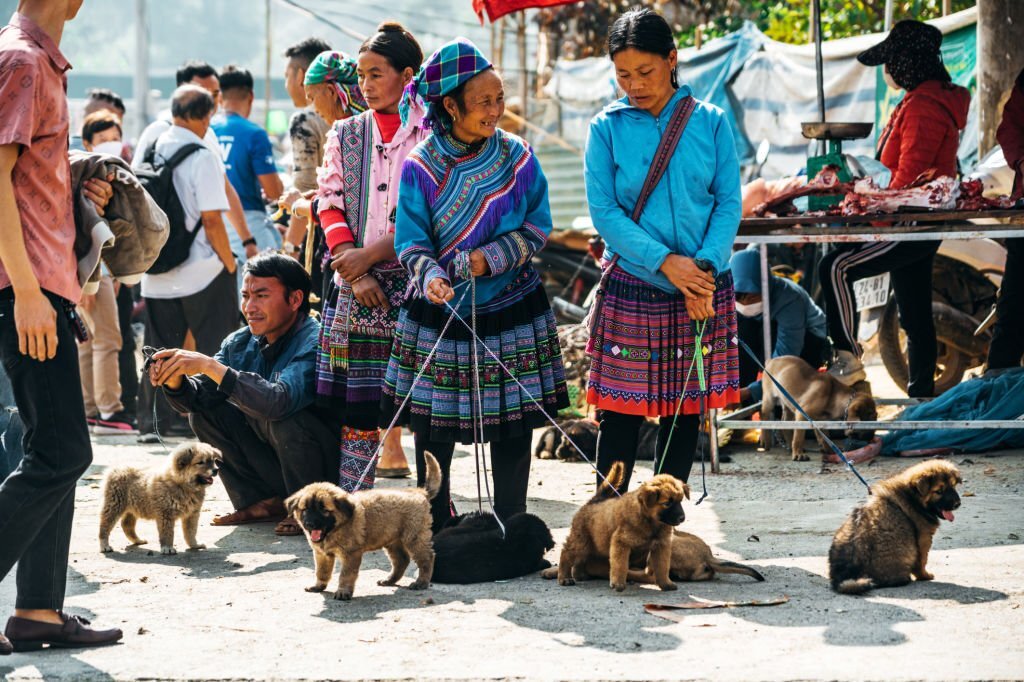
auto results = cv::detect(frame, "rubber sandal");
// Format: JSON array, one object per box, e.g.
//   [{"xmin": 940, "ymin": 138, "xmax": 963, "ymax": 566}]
[{"xmin": 376, "ymin": 467, "xmax": 412, "ymax": 479}]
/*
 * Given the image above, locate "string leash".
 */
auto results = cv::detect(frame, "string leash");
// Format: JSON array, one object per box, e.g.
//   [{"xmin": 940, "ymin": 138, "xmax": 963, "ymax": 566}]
[{"xmin": 734, "ymin": 336, "xmax": 872, "ymax": 492}]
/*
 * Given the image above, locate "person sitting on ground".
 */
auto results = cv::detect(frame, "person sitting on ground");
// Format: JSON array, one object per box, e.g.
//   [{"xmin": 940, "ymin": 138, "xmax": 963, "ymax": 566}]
[
  {"xmin": 730, "ymin": 248, "xmax": 830, "ymax": 407},
  {"xmin": 148, "ymin": 253, "xmax": 340, "ymax": 536}
]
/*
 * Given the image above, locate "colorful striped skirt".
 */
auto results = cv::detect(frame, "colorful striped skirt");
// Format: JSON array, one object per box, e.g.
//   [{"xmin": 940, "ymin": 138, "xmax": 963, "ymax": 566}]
[
  {"xmin": 586, "ymin": 266, "xmax": 740, "ymax": 417},
  {"xmin": 381, "ymin": 283, "xmax": 569, "ymax": 443},
  {"xmin": 316, "ymin": 266, "xmax": 407, "ymax": 426}
]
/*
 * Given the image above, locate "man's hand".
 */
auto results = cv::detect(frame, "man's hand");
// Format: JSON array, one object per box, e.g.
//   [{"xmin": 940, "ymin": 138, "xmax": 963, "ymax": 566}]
[
  {"xmin": 685, "ymin": 293, "xmax": 715, "ymax": 322},
  {"xmin": 660, "ymin": 255, "xmax": 716, "ymax": 298},
  {"xmin": 332, "ymin": 247, "xmax": 374, "ymax": 281},
  {"xmin": 14, "ymin": 287, "xmax": 58, "ymax": 360},
  {"xmin": 469, "ymin": 249, "xmax": 490, "ymax": 277},
  {"xmin": 83, "ymin": 174, "xmax": 114, "ymax": 216},
  {"xmin": 352, "ymin": 275, "xmax": 388, "ymax": 309},
  {"xmin": 149, "ymin": 348, "xmax": 215, "ymax": 391},
  {"xmin": 425, "ymin": 277, "xmax": 454, "ymax": 306},
  {"xmin": 278, "ymin": 188, "xmax": 302, "ymax": 210},
  {"xmin": 244, "ymin": 242, "xmax": 259, "ymax": 259}
]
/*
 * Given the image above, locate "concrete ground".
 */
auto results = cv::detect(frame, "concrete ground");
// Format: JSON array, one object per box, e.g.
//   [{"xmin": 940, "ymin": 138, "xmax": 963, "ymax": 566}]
[{"xmin": 2, "ymin": 366, "xmax": 1023, "ymax": 681}]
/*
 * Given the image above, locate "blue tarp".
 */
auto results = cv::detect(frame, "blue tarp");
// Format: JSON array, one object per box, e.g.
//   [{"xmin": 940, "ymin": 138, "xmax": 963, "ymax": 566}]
[{"xmin": 882, "ymin": 368, "xmax": 1024, "ymax": 455}]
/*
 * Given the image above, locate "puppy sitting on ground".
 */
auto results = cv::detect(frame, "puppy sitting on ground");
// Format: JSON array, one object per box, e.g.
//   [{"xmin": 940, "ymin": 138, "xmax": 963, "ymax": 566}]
[
  {"xmin": 542, "ymin": 529, "xmax": 765, "ymax": 583},
  {"xmin": 556, "ymin": 462, "xmax": 687, "ymax": 592},
  {"xmin": 99, "ymin": 442, "xmax": 222, "ymax": 555},
  {"xmin": 534, "ymin": 416, "xmax": 658, "ymax": 462},
  {"xmin": 829, "ymin": 459, "xmax": 962, "ymax": 595},
  {"xmin": 432, "ymin": 511, "xmax": 555, "ymax": 584},
  {"xmin": 759, "ymin": 355, "xmax": 877, "ymax": 461},
  {"xmin": 286, "ymin": 452, "xmax": 441, "ymax": 601}
]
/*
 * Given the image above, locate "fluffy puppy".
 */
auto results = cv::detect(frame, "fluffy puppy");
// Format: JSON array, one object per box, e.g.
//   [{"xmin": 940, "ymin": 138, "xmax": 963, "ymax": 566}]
[
  {"xmin": 286, "ymin": 452, "xmax": 441, "ymax": 601},
  {"xmin": 98, "ymin": 442, "xmax": 222, "ymax": 555},
  {"xmin": 432, "ymin": 512, "xmax": 555, "ymax": 584},
  {"xmin": 534, "ymin": 417, "xmax": 658, "ymax": 462},
  {"xmin": 557, "ymin": 462, "xmax": 688, "ymax": 592},
  {"xmin": 542, "ymin": 529, "xmax": 765, "ymax": 583},
  {"xmin": 829, "ymin": 459, "xmax": 962, "ymax": 595},
  {"xmin": 759, "ymin": 355, "xmax": 877, "ymax": 460}
]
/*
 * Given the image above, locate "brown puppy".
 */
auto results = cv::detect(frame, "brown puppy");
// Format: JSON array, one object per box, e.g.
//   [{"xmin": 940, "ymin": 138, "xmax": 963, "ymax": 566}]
[
  {"xmin": 556, "ymin": 462, "xmax": 688, "ymax": 592},
  {"xmin": 286, "ymin": 452, "xmax": 441, "ymax": 601},
  {"xmin": 543, "ymin": 529, "xmax": 765, "ymax": 583},
  {"xmin": 759, "ymin": 355, "xmax": 877, "ymax": 460},
  {"xmin": 98, "ymin": 442, "xmax": 222, "ymax": 555},
  {"xmin": 829, "ymin": 459, "xmax": 962, "ymax": 594}
]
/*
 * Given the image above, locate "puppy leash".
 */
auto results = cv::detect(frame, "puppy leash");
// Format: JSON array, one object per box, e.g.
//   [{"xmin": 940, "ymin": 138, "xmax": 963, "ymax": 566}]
[{"xmin": 734, "ymin": 336, "xmax": 872, "ymax": 492}]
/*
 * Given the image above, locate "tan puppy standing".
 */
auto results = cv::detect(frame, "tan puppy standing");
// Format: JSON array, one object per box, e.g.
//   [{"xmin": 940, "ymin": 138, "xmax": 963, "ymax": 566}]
[
  {"xmin": 759, "ymin": 355, "xmax": 877, "ymax": 460},
  {"xmin": 286, "ymin": 452, "xmax": 441, "ymax": 601},
  {"xmin": 98, "ymin": 443, "xmax": 222, "ymax": 555},
  {"xmin": 557, "ymin": 462, "xmax": 688, "ymax": 592}
]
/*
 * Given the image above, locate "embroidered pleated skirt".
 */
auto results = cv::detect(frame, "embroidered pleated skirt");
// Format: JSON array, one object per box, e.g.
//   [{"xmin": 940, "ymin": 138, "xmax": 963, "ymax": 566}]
[
  {"xmin": 381, "ymin": 283, "xmax": 569, "ymax": 443},
  {"xmin": 586, "ymin": 266, "xmax": 740, "ymax": 416}
]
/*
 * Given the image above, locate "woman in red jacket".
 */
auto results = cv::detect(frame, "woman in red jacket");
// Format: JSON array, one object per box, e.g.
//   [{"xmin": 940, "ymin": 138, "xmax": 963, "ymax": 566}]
[{"xmin": 818, "ymin": 20, "xmax": 970, "ymax": 398}]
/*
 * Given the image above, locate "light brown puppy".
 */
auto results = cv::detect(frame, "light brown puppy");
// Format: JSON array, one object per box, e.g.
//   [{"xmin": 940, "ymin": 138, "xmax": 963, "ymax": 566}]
[
  {"xmin": 286, "ymin": 452, "xmax": 441, "ymax": 601},
  {"xmin": 556, "ymin": 462, "xmax": 688, "ymax": 592},
  {"xmin": 759, "ymin": 355, "xmax": 877, "ymax": 460},
  {"xmin": 829, "ymin": 459, "xmax": 962, "ymax": 594},
  {"xmin": 543, "ymin": 529, "xmax": 765, "ymax": 583},
  {"xmin": 98, "ymin": 442, "xmax": 222, "ymax": 555}
]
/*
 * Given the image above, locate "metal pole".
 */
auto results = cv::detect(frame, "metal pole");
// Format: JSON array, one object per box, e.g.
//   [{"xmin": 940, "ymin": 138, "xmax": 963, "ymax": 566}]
[
  {"xmin": 884, "ymin": 0, "xmax": 895, "ymax": 30},
  {"xmin": 518, "ymin": 11, "xmax": 528, "ymax": 123},
  {"xmin": 942, "ymin": 0, "xmax": 952, "ymax": 15},
  {"xmin": 759, "ymin": 243, "xmax": 772, "ymax": 364},
  {"xmin": 812, "ymin": 0, "xmax": 826, "ymax": 154},
  {"xmin": 133, "ymin": 0, "xmax": 149, "ymax": 141},
  {"xmin": 265, "ymin": 0, "xmax": 272, "ymax": 127}
]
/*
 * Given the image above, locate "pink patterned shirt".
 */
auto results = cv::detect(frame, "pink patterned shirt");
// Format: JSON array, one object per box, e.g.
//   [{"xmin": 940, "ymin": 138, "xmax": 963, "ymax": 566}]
[{"xmin": 0, "ymin": 13, "xmax": 78, "ymax": 302}]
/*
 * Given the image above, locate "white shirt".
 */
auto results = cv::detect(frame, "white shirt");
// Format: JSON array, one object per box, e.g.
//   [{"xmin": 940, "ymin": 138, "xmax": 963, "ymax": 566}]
[
  {"xmin": 140, "ymin": 125, "xmax": 229, "ymax": 299},
  {"xmin": 133, "ymin": 110, "xmax": 225, "ymax": 173}
]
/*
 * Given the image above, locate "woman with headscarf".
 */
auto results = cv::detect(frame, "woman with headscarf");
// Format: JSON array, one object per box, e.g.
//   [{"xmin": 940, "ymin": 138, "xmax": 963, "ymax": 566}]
[
  {"xmin": 312, "ymin": 23, "xmax": 429, "ymax": 492},
  {"xmin": 818, "ymin": 19, "xmax": 970, "ymax": 398},
  {"xmin": 381, "ymin": 38, "xmax": 569, "ymax": 531},
  {"xmin": 583, "ymin": 8, "xmax": 741, "ymax": 492},
  {"xmin": 277, "ymin": 50, "xmax": 368, "ymax": 222}
]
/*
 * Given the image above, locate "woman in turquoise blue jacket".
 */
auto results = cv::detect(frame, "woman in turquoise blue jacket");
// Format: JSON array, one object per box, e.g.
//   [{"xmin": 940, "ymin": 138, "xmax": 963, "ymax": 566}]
[{"xmin": 585, "ymin": 8, "xmax": 742, "ymax": 491}]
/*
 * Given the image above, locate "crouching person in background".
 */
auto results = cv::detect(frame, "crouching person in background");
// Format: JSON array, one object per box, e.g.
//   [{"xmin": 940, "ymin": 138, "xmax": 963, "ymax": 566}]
[{"xmin": 148, "ymin": 254, "xmax": 340, "ymax": 536}]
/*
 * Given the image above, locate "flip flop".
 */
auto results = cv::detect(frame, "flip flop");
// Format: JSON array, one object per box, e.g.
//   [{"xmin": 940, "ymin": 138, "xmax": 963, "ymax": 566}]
[
  {"xmin": 274, "ymin": 518, "xmax": 303, "ymax": 536},
  {"xmin": 376, "ymin": 467, "xmax": 412, "ymax": 479},
  {"xmin": 211, "ymin": 498, "xmax": 286, "ymax": 526}
]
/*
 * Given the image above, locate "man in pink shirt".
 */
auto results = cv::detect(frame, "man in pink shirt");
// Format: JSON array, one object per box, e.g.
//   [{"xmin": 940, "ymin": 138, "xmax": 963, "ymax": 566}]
[{"xmin": 0, "ymin": 0, "xmax": 123, "ymax": 653}]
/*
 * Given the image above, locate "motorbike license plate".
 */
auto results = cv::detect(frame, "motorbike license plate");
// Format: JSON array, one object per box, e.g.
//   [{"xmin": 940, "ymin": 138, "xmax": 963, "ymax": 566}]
[{"xmin": 854, "ymin": 273, "xmax": 890, "ymax": 311}]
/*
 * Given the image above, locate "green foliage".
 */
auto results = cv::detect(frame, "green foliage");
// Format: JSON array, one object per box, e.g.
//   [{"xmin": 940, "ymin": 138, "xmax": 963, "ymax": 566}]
[{"xmin": 677, "ymin": 0, "xmax": 976, "ymax": 47}]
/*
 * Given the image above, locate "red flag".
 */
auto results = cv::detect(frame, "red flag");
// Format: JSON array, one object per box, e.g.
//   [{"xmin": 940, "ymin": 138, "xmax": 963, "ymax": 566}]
[{"xmin": 472, "ymin": 0, "xmax": 577, "ymax": 23}]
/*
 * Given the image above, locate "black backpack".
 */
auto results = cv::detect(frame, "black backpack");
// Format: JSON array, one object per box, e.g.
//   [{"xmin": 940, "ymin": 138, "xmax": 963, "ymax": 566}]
[{"xmin": 135, "ymin": 141, "xmax": 206, "ymax": 274}]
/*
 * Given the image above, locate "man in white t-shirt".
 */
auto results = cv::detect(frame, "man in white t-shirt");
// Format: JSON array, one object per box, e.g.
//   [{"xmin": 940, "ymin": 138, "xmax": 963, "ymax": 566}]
[
  {"xmin": 137, "ymin": 85, "xmax": 241, "ymax": 441},
  {"xmin": 134, "ymin": 61, "xmax": 259, "ymax": 276}
]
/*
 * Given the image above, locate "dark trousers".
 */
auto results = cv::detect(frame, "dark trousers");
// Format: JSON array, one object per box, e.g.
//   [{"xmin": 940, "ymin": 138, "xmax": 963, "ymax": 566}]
[
  {"xmin": 414, "ymin": 434, "xmax": 532, "ymax": 533},
  {"xmin": 0, "ymin": 290, "xmax": 93, "ymax": 609},
  {"xmin": 988, "ymin": 238, "xmax": 1024, "ymax": 370},
  {"xmin": 189, "ymin": 401, "xmax": 341, "ymax": 510},
  {"xmin": 139, "ymin": 268, "xmax": 239, "ymax": 434},
  {"xmin": 736, "ymin": 314, "xmax": 831, "ymax": 389},
  {"xmin": 596, "ymin": 410, "xmax": 700, "ymax": 492},
  {"xmin": 116, "ymin": 282, "xmax": 138, "ymax": 418},
  {"xmin": 818, "ymin": 240, "xmax": 940, "ymax": 397}
]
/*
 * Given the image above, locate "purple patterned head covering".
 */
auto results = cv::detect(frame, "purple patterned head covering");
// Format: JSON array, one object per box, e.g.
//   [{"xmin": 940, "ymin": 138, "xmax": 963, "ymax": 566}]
[{"xmin": 398, "ymin": 38, "xmax": 492, "ymax": 131}]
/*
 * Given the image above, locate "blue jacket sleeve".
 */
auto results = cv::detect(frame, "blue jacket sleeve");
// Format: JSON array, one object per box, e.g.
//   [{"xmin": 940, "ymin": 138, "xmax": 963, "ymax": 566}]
[
  {"xmin": 771, "ymin": 294, "xmax": 807, "ymax": 358},
  {"xmin": 396, "ymin": 161, "xmax": 447, "ymax": 297},
  {"xmin": 695, "ymin": 115, "xmax": 742, "ymax": 274},
  {"xmin": 478, "ymin": 156, "xmax": 552, "ymax": 276},
  {"xmin": 216, "ymin": 332, "xmax": 317, "ymax": 421},
  {"xmin": 584, "ymin": 117, "xmax": 671, "ymax": 272}
]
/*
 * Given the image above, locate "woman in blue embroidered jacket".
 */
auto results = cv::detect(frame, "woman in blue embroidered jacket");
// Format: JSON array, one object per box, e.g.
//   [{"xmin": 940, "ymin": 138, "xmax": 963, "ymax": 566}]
[
  {"xmin": 585, "ymin": 9, "xmax": 742, "ymax": 491},
  {"xmin": 381, "ymin": 38, "xmax": 568, "ymax": 530}
]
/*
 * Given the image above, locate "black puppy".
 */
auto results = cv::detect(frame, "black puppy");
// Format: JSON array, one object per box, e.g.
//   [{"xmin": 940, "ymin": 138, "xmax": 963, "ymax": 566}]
[{"xmin": 432, "ymin": 512, "xmax": 555, "ymax": 584}]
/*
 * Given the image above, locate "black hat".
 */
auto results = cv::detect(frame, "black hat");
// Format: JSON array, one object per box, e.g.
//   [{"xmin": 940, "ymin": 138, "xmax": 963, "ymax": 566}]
[{"xmin": 857, "ymin": 20, "xmax": 943, "ymax": 67}]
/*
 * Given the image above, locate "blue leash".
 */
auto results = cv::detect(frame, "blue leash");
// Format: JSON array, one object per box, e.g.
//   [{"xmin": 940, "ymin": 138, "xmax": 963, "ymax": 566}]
[{"xmin": 734, "ymin": 336, "xmax": 872, "ymax": 492}]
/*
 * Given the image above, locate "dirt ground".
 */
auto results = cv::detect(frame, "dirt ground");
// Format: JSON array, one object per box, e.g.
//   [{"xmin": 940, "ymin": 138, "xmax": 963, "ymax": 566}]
[{"xmin": 2, "ymin": 365, "xmax": 1023, "ymax": 681}]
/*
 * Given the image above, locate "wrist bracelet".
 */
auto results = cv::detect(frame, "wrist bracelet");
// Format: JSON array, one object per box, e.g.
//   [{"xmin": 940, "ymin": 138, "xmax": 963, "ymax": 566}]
[
  {"xmin": 242, "ymin": 237, "xmax": 257, "ymax": 248},
  {"xmin": 351, "ymin": 274, "xmax": 367, "ymax": 284}
]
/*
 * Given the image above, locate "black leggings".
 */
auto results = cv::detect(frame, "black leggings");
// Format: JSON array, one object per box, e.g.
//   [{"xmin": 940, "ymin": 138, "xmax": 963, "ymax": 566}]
[
  {"xmin": 414, "ymin": 433, "xmax": 532, "ymax": 532},
  {"xmin": 596, "ymin": 410, "xmax": 700, "ymax": 492}
]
